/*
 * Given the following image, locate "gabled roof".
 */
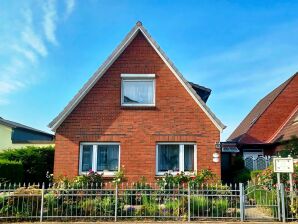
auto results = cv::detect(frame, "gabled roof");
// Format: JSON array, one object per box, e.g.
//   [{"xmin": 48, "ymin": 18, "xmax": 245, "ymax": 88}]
[
  {"xmin": 270, "ymin": 106, "xmax": 298, "ymax": 142},
  {"xmin": 48, "ymin": 22, "xmax": 225, "ymax": 132},
  {"xmin": 0, "ymin": 117, "xmax": 53, "ymax": 137},
  {"xmin": 228, "ymin": 73, "xmax": 298, "ymax": 142}
]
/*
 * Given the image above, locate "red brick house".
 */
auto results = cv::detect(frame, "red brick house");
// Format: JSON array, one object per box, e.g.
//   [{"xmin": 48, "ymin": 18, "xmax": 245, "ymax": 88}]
[
  {"xmin": 48, "ymin": 22, "xmax": 225, "ymax": 182},
  {"xmin": 224, "ymin": 73, "xmax": 298, "ymax": 171}
]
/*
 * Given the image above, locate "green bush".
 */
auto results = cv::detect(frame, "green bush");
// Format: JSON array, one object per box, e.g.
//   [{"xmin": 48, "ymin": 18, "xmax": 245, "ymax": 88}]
[
  {"xmin": 231, "ymin": 156, "xmax": 245, "ymax": 170},
  {"xmin": 276, "ymin": 135, "xmax": 298, "ymax": 158},
  {"xmin": 250, "ymin": 170, "xmax": 263, "ymax": 183},
  {"xmin": 135, "ymin": 195, "xmax": 159, "ymax": 216},
  {"xmin": 0, "ymin": 159, "xmax": 23, "ymax": 183},
  {"xmin": 232, "ymin": 168, "xmax": 251, "ymax": 183},
  {"xmin": 212, "ymin": 198, "xmax": 228, "ymax": 216},
  {"xmin": 0, "ymin": 186, "xmax": 41, "ymax": 219},
  {"xmin": 190, "ymin": 196, "xmax": 209, "ymax": 216},
  {"xmin": 0, "ymin": 146, "xmax": 54, "ymax": 184}
]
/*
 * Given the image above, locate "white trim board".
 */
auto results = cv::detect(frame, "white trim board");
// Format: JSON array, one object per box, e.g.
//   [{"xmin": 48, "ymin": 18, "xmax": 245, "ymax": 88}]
[{"xmin": 48, "ymin": 22, "xmax": 226, "ymax": 132}]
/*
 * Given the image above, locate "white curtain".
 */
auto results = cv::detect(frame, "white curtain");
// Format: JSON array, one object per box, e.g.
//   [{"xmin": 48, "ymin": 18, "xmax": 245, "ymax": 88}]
[
  {"xmin": 97, "ymin": 145, "xmax": 119, "ymax": 171},
  {"xmin": 184, "ymin": 145, "xmax": 194, "ymax": 171},
  {"xmin": 123, "ymin": 80, "xmax": 153, "ymax": 104},
  {"xmin": 158, "ymin": 145, "xmax": 179, "ymax": 172},
  {"xmin": 82, "ymin": 145, "xmax": 93, "ymax": 172}
]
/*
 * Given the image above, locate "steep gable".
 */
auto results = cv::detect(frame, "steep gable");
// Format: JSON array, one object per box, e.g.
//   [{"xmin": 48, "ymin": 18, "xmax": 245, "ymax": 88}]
[
  {"xmin": 228, "ymin": 73, "xmax": 298, "ymax": 143},
  {"xmin": 48, "ymin": 22, "xmax": 225, "ymax": 131}
]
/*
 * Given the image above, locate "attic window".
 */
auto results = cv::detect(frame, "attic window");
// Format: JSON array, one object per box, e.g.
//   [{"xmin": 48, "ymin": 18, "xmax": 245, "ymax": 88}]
[{"xmin": 121, "ymin": 74, "xmax": 155, "ymax": 106}]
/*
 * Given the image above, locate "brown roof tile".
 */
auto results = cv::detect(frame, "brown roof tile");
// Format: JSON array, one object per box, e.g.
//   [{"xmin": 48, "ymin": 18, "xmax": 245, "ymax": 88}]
[{"xmin": 228, "ymin": 73, "xmax": 297, "ymax": 142}]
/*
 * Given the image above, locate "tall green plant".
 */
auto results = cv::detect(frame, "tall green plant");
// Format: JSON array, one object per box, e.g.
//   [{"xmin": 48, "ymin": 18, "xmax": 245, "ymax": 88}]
[{"xmin": 0, "ymin": 146, "xmax": 54, "ymax": 184}]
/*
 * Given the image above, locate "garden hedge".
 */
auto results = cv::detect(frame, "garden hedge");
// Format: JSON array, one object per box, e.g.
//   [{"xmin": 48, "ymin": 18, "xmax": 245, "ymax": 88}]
[
  {"xmin": 0, "ymin": 146, "xmax": 54, "ymax": 184},
  {"xmin": 0, "ymin": 159, "xmax": 23, "ymax": 183}
]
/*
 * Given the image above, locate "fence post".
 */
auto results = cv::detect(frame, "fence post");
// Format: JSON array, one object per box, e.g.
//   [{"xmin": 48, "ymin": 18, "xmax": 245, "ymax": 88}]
[
  {"xmin": 40, "ymin": 183, "xmax": 45, "ymax": 222},
  {"xmin": 239, "ymin": 183, "xmax": 244, "ymax": 222},
  {"xmin": 276, "ymin": 182, "xmax": 281, "ymax": 221},
  {"xmin": 114, "ymin": 184, "xmax": 118, "ymax": 222},
  {"xmin": 187, "ymin": 183, "xmax": 191, "ymax": 222},
  {"xmin": 280, "ymin": 183, "xmax": 286, "ymax": 223}
]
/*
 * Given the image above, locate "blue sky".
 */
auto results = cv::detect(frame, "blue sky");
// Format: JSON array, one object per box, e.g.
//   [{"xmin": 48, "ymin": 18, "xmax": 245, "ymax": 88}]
[{"xmin": 1, "ymin": 0, "xmax": 298, "ymax": 140}]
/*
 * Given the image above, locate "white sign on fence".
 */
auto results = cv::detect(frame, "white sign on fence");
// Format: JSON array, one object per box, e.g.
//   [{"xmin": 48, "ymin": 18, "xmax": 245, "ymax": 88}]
[{"xmin": 273, "ymin": 157, "xmax": 294, "ymax": 173}]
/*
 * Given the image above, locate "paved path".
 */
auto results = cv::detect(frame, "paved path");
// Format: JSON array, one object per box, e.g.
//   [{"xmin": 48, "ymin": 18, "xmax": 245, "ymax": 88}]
[{"xmin": 245, "ymin": 207, "xmax": 274, "ymax": 220}]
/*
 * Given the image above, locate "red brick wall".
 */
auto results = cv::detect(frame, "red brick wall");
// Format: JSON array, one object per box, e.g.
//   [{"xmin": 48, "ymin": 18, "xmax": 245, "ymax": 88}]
[
  {"xmin": 248, "ymin": 75, "xmax": 298, "ymax": 142},
  {"xmin": 54, "ymin": 32, "xmax": 220, "ymax": 182}
]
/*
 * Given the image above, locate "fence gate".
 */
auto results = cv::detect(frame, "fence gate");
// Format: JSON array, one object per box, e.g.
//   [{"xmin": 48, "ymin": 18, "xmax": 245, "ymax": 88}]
[{"xmin": 244, "ymin": 183, "xmax": 280, "ymax": 221}]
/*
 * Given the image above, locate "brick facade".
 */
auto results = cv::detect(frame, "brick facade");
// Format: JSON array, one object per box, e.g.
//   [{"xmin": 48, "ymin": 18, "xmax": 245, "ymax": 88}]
[
  {"xmin": 248, "ymin": 75, "xmax": 298, "ymax": 142},
  {"xmin": 54, "ymin": 32, "xmax": 221, "ymax": 182}
]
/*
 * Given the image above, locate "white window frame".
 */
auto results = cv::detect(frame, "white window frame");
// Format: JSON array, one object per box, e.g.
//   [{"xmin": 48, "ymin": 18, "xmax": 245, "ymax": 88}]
[
  {"xmin": 121, "ymin": 74, "xmax": 156, "ymax": 107},
  {"xmin": 79, "ymin": 142, "xmax": 120, "ymax": 176},
  {"xmin": 156, "ymin": 142, "xmax": 197, "ymax": 176}
]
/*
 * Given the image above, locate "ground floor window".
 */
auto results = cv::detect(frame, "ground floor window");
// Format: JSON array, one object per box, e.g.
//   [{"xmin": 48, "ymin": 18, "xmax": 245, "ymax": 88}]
[
  {"xmin": 156, "ymin": 143, "xmax": 197, "ymax": 175},
  {"xmin": 79, "ymin": 143, "xmax": 120, "ymax": 175}
]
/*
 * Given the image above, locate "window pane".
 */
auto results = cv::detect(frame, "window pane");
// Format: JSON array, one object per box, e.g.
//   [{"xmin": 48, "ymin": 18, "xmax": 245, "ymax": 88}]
[
  {"xmin": 81, "ymin": 145, "xmax": 93, "ymax": 172},
  {"xmin": 123, "ymin": 80, "xmax": 154, "ymax": 104},
  {"xmin": 97, "ymin": 145, "xmax": 119, "ymax": 171},
  {"xmin": 184, "ymin": 145, "xmax": 195, "ymax": 171},
  {"xmin": 158, "ymin": 145, "xmax": 179, "ymax": 172}
]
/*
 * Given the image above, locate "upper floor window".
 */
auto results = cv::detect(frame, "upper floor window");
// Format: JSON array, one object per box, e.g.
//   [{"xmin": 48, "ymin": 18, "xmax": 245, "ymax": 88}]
[{"xmin": 121, "ymin": 74, "xmax": 155, "ymax": 106}]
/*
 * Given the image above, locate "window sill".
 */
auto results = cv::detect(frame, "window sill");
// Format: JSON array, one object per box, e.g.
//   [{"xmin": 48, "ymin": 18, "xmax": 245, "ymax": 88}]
[
  {"xmin": 121, "ymin": 105, "xmax": 156, "ymax": 110},
  {"xmin": 79, "ymin": 171, "xmax": 116, "ymax": 177},
  {"xmin": 155, "ymin": 172, "xmax": 196, "ymax": 177}
]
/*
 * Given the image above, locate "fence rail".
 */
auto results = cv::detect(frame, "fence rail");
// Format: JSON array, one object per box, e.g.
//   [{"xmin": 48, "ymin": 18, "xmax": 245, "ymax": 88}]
[
  {"xmin": 0, "ymin": 182, "xmax": 241, "ymax": 222},
  {"xmin": 1, "ymin": 182, "xmax": 298, "ymax": 222}
]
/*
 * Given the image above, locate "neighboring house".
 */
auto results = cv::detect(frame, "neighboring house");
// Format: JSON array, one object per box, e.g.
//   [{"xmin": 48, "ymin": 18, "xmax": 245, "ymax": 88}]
[
  {"xmin": 0, "ymin": 117, "xmax": 54, "ymax": 150},
  {"xmin": 223, "ymin": 73, "xmax": 298, "ymax": 172},
  {"xmin": 48, "ymin": 22, "xmax": 225, "ymax": 182}
]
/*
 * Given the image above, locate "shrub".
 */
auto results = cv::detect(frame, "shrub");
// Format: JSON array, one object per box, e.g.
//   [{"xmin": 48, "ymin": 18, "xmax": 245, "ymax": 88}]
[
  {"xmin": 0, "ymin": 185, "xmax": 41, "ymax": 219},
  {"xmin": 232, "ymin": 168, "xmax": 251, "ymax": 183},
  {"xmin": 136, "ymin": 195, "xmax": 159, "ymax": 216},
  {"xmin": 190, "ymin": 196, "xmax": 209, "ymax": 216},
  {"xmin": 0, "ymin": 159, "xmax": 23, "ymax": 183},
  {"xmin": 157, "ymin": 172, "xmax": 190, "ymax": 189},
  {"xmin": 79, "ymin": 197, "xmax": 116, "ymax": 216},
  {"xmin": 124, "ymin": 177, "xmax": 152, "ymax": 205},
  {"xmin": 157, "ymin": 169, "xmax": 216, "ymax": 189},
  {"xmin": 212, "ymin": 198, "xmax": 229, "ymax": 216},
  {"xmin": 231, "ymin": 156, "xmax": 245, "ymax": 170},
  {"xmin": 0, "ymin": 146, "xmax": 54, "ymax": 184},
  {"xmin": 74, "ymin": 171, "xmax": 103, "ymax": 187},
  {"xmin": 164, "ymin": 198, "xmax": 187, "ymax": 218},
  {"xmin": 189, "ymin": 169, "xmax": 216, "ymax": 186},
  {"xmin": 276, "ymin": 136, "xmax": 298, "ymax": 158},
  {"xmin": 53, "ymin": 171, "xmax": 104, "ymax": 189},
  {"xmin": 250, "ymin": 170, "xmax": 262, "ymax": 183}
]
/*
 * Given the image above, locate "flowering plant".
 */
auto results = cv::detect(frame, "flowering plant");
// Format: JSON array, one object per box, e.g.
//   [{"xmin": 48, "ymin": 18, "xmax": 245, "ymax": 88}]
[{"xmin": 112, "ymin": 166, "xmax": 126, "ymax": 185}]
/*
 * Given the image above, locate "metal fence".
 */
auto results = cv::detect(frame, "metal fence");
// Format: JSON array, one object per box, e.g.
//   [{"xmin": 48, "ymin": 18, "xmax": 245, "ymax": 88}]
[
  {"xmin": 2, "ymin": 182, "xmax": 298, "ymax": 222},
  {"xmin": 0, "ymin": 182, "xmax": 242, "ymax": 222},
  {"xmin": 285, "ymin": 184, "xmax": 298, "ymax": 221}
]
